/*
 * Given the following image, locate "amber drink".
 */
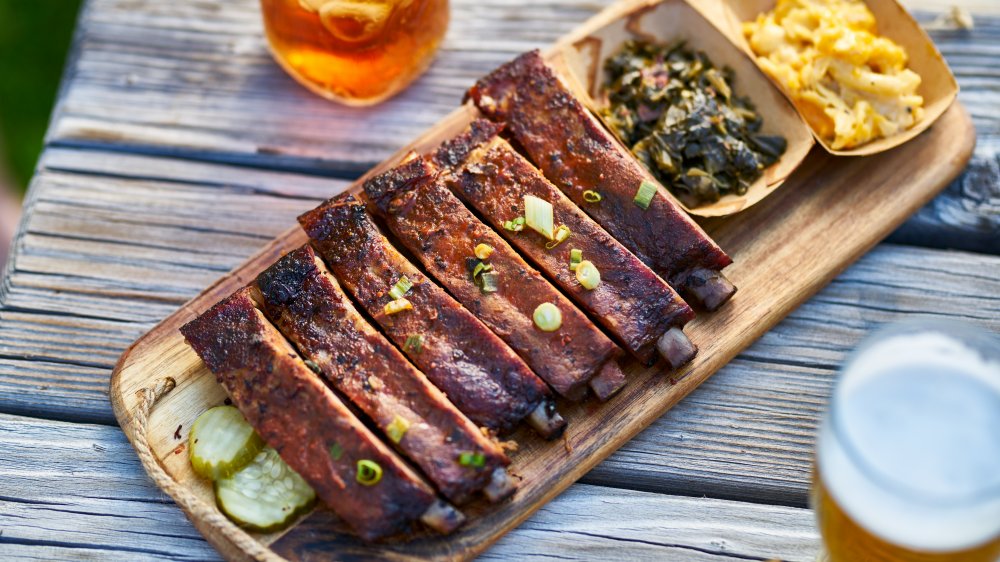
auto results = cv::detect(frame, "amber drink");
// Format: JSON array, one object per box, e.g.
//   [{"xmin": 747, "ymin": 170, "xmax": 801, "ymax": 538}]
[
  {"xmin": 260, "ymin": 0, "xmax": 449, "ymax": 105},
  {"xmin": 813, "ymin": 321, "xmax": 1000, "ymax": 562}
]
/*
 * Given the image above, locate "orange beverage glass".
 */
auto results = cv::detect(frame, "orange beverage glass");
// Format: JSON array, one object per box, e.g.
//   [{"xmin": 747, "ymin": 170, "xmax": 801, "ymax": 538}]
[{"xmin": 260, "ymin": 0, "xmax": 449, "ymax": 106}]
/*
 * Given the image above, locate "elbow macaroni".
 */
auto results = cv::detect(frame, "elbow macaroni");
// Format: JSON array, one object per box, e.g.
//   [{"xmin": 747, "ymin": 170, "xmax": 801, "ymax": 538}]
[{"xmin": 743, "ymin": 0, "xmax": 924, "ymax": 149}]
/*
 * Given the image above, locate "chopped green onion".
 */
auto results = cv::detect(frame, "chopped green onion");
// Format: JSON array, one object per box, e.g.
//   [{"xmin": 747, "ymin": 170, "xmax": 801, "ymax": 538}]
[
  {"xmin": 356, "ymin": 460, "xmax": 382, "ymax": 486},
  {"xmin": 503, "ymin": 216, "xmax": 525, "ymax": 232},
  {"xmin": 471, "ymin": 259, "xmax": 498, "ymax": 292},
  {"xmin": 479, "ymin": 271, "xmax": 500, "ymax": 293},
  {"xmin": 329, "ymin": 442, "xmax": 343, "ymax": 461},
  {"xmin": 386, "ymin": 415, "xmax": 411, "ymax": 444},
  {"xmin": 384, "ymin": 298, "xmax": 412, "ymax": 315},
  {"xmin": 533, "ymin": 302, "xmax": 562, "ymax": 332},
  {"xmin": 474, "ymin": 243, "xmax": 494, "ymax": 260},
  {"xmin": 404, "ymin": 334, "xmax": 424, "ymax": 354},
  {"xmin": 388, "ymin": 275, "xmax": 413, "ymax": 300},
  {"xmin": 471, "ymin": 261, "xmax": 493, "ymax": 280},
  {"xmin": 458, "ymin": 451, "xmax": 486, "ymax": 468},
  {"xmin": 575, "ymin": 260, "xmax": 601, "ymax": 290},
  {"xmin": 633, "ymin": 180, "xmax": 658, "ymax": 210},
  {"xmin": 569, "ymin": 249, "xmax": 583, "ymax": 271},
  {"xmin": 303, "ymin": 359, "xmax": 322, "ymax": 374},
  {"xmin": 583, "ymin": 190, "xmax": 602, "ymax": 203},
  {"xmin": 545, "ymin": 225, "xmax": 571, "ymax": 249},
  {"xmin": 524, "ymin": 195, "xmax": 554, "ymax": 240}
]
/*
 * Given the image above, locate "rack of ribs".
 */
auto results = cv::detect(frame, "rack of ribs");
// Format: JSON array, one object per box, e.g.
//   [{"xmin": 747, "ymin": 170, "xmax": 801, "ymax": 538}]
[
  {"xmin": 180, "ymin": 289, "xmax": 464, "ymax": 540},
  {"xmin": 467, "ymin": 49, "xmax": 736, "ymax": 311},
  {"xmin": 363, "ymin": 154, "xmax": 623, "ymax": 401},
  {"xmin": 252, "ymin": 245, "xmax": 516, "ymax": 503},
  {"xmin": 434, "ymin": 120, "xmax": 697, "ymax": 370},
  {"xmin": 299, "ymin": 196, "xmax": 563, "ymax": 438}
]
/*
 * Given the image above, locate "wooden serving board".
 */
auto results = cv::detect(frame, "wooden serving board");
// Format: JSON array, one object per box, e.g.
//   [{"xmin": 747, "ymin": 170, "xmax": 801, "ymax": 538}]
[{"xmin": 109, "ymin": 6, "xmax": 976, "ymax": 562}]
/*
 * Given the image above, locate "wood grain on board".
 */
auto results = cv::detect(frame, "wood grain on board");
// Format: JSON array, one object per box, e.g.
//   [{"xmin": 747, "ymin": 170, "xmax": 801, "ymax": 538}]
[{"xmin": 106, "ymin": 98, "xmax": 975, "ymax": 559}]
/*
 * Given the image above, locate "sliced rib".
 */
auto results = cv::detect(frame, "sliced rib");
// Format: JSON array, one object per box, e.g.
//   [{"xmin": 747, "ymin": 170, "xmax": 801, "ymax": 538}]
[
  {"xmin": 434, "ymin": 119, "xmax": 697, "ymax": 372},
  {"xmin": 364, "ymin": 155, "xmax": 620, "ymax": 400},
  {"xmin": 180, "ymin": 289, "xmax": 463, "ymax": 540},
  {"xmin": 467, "ymin": 50, "xmax": 736, "ymax": 310},
  {"xmin": 299, "ymin": 196, "xmax": 562, "ymax": 438},
  {"xmin": 252, "ymin": 245, "xmax": 514, "ymax": 504}
]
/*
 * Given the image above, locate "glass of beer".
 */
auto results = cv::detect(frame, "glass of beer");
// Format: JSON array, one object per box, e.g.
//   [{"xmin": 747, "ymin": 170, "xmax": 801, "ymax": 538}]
[
  {"xmin": 260, "ymin": 0, "xmax": 449, "ymax": 106},
  {"xmin": 813, "ymin": 319, "xmax": 1000, "ymax": 561}
]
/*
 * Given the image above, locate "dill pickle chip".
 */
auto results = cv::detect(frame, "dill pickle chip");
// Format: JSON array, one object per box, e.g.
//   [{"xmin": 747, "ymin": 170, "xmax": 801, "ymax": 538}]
[
  {"xmin": 189, "ymin": 405, "xmax": 264, "ymax": 480},
  {"xmin": 215, "ymin": 448, "xmax": 316, "ymax": 532}
]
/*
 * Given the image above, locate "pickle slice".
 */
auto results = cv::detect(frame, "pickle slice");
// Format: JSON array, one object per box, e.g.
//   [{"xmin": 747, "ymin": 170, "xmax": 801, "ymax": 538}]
[
  {"xmin": 215, "ymin": 448, "xmax": 316, "ymax": 532},
  {"xmin": 189, "ymin": 405, "xmax": 264, "ymax": 480}
]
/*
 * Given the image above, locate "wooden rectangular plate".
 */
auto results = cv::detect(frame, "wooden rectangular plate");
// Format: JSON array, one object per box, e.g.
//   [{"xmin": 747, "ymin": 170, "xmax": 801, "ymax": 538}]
[{"xmin": 109, "ymin": 2, "xmax": 975, "ymax": 560}]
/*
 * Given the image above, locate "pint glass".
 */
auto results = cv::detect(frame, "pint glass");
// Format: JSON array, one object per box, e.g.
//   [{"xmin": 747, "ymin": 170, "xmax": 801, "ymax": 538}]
[{"xmin": 813, "ymin": 320, "xmax": 1000, "ymax": 561}]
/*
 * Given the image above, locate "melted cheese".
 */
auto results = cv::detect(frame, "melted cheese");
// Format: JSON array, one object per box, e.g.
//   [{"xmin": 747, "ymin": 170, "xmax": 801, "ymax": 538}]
[{"xmin": 743, "ymin": 0, "xmax": 924, "ymax": 149}]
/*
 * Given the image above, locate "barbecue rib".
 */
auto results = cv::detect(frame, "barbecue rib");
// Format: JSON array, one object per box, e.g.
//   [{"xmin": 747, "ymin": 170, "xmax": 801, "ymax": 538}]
[
  {"xmin": 299, "ymin": 196, "xmax": 563, "ymax": 437},
  {"xmin": 435, "ymin": 120, "xmax": 697, "ymax": 369},
  {"xmin": 467, "ymin": 50, "xmax": 736, "ymax": 311},
  {"xmin": 364, "ymin": 155, "xmax": 621, "ymax": 400},
  {"xmin": 180, "ymin": 289, "xmax": 463, "ymax": 540},
  {"xmin": 253, "ymin": 245, "xmax": 515, "ymax": 503}
]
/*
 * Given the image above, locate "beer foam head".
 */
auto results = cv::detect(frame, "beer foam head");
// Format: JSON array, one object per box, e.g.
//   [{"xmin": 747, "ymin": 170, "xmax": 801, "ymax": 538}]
[{"xmin": 818, "ymin": 328, "xmax": 1000, "ymax": 552}]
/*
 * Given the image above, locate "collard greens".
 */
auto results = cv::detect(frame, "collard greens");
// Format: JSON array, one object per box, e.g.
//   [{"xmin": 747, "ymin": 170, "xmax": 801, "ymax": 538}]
[{"xmin": 601, "ymin": 41, "xmax": 787, "ymax": 208}]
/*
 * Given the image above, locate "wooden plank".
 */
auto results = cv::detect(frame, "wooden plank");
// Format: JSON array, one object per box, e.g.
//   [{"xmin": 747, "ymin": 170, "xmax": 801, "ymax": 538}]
[
  {"xmin": 50, "ymin": 0, "xmax": 599, "ymax": 174},
  {"xmin": 0, "ymin": 412, "xmax": 819, "ymax": 562},
  {"xmin": 478, "ymin": 486, "xmax": 820, "ymax": 561},
  {"xmin": 43, "ymin": 1, "xmax": 1000, "ymax": 252},
  {"xmin": 887, "ymin": 135, "xmax": 1000, "ymax": 255},
  {"xmin": 0, "ymin": 413, "xmax": 220, "ymax": 561}
]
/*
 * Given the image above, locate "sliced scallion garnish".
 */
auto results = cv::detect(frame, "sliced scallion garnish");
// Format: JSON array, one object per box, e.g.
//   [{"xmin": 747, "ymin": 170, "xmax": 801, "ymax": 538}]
[
  {"xmin": 575, "ymin": 260, "xmax": 601, "ymax": 290},
  {"xmin": 479, "ymin": 271, "xmax": 500, "ymax": 293},
  {"xmin": 471, "ymin": 261, "xmax": 493, "ymax": 280},
  {"xmin": 633, "ymin": 179, "xmax": 658, "ymax": 210},
  {"xmin": 474, "ymin": 243, "xmax": 494, "ymax": 260},
  {"xmin": 388, "ymin": 275, "xmax": 413, "ymax": 300},
  {"xmin": 583, "ymin": 190, "xmax": 602, "ymax": 203},
  {"xmin": 533, "ymin": 302, "xmax": 562, "ymax": 332},
  {"xmin": 569, "ymin": 249, "xmax": 583, "ymax": 271},
  {"xmin": 303, "ymin": 359, "xmax": 322, "ymax": 374},
  {"xmin": 458, "ymin": 451, "xmax": 486, "ymax": 468},
  {"xmin": 386, "ymin": 415, "xmax": 411, "ymax": 444},
  {"xmin": 503, "ymin": 216, "xmax": 525, "ymax": 232},
  {"xmin": 545, "ymin": 225, "xmax": 571, "ymax": 249},
  {"xmin": 329, "ymin": 442, "xmax": 343, "ymax": 461},
  {"xmin": 356, "ymin": 460, "xmax": 383, "ymax": 486},
  {"xmin": 404, "ymin": 334, "xmax": 424, "ymax": 353},
  {"xmin": 384, "ymin": 298, "xmax": 412, "ymax": 315},
  {"xmin": 524, "ymin": 195, "xmax": 554, "ymax": 240}
]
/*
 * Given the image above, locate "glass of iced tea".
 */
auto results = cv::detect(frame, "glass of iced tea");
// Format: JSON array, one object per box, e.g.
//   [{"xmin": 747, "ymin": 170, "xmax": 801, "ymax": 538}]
[
  {"xmin": 260, "ymin": 0, "xmax": 449, "ymax": 106},
  {"xmin": 813, "ymin": 319, "xmax": 1000, "ymax": 561}
]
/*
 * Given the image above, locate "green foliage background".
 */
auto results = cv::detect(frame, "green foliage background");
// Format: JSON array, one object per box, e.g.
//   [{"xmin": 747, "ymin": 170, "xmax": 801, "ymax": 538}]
[{"xmin": 0, "ymin": 0, "xmax": 83, "ymax": 194}]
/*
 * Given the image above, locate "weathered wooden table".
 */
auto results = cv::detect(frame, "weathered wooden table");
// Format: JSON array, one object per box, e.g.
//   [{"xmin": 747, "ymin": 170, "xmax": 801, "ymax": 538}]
[{"xmin": 1, "ymin": 0, "xmax": 997, "ymax": 559}]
